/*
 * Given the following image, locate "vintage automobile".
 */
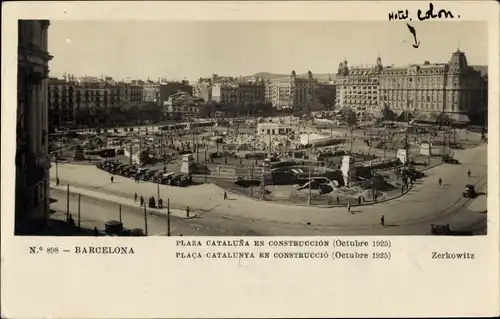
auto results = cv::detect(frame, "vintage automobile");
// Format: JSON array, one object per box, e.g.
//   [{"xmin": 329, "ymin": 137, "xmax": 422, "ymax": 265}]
[
  {"xmin": 463, "ymin": 184, "xmax": 477, "ymax": 198},
  {"xmin": 104, "ymin": 220, "xmax": 124, "ymax": 236},
  {"xmin": 430, "ymin": 224, "xmax": 451, "ymax": 235},
  {"xmin": 442, "ymin": 155, "xmax": 459, "ymax": 164}
]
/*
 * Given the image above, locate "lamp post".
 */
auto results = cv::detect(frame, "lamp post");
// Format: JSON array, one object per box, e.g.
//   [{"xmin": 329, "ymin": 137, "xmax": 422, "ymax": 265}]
[
  {"xmin": 204, "ymin": 148, "xmax": 207, "ymax": 183},
  {"xmin": 55, "ymin": 159, "xmax": 59, "ymax": 185}
]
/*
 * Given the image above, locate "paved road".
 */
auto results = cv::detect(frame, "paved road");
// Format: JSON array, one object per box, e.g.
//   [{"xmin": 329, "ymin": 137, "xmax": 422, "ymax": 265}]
[{"xmin": 50, "ymin": 142, "xmax": 487, "ymax": 235}]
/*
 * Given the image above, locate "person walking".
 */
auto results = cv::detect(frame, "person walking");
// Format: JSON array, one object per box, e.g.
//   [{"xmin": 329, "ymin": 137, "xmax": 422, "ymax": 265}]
[
  {"xmin": 110, "ymin": 175, "xmax": 114, "ymax": 183},
  {"xmin": 158, "ymin": 198, "xmax": 163, "ymax": 209},
  {"xmin": 140, "ymin": 196, "xmax": 144, "ymax": 207},
  {"xmin": 467, "ymin": 170, "xmax": 471, "ymax": 178},
  {"xmin": 186, "ymin": 206, "xmax": 190, "ymax": 217},
  {"xmin": 357, "ymin": 196, "xmax": 361, "ymax": 206},
  {"xmin": 438, "ymin": 177, "xmax": 442, "ymax": 186},
  {"xmin": 134, "ymin": 192, "xmax": 138, "ymax": 202},
  {"xmin": 223, "ymin": 191, "xmax": 228, "ymax": 200},
  {"xmin": 347, "ymin": 201, "xmax": 351, "ymax": 214},
  {"xmin": 380, "ymin": 215, "xmax": 385, "ymax": 226}
]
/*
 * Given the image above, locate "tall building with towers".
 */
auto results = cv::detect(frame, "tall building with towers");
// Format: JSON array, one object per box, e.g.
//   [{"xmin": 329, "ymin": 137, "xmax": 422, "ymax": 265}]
[{"xmin": 378, "ymin": 50, "xmax": 487, "ymax": 122}]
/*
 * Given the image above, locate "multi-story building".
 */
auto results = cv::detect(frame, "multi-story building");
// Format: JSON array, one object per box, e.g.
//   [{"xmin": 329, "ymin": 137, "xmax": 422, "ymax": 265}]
[
  {"xmin": 158, "ymin": 81, "xmax": 193, "ymax": 105},
  {"xmin": 266, "ymin": 70, "xmax": 319, "ymax": 113},
  {"xmin": 128, "ymin": 84, "xmax": 143, "ymax": 102},
  {"xmin": 16, "ymin": 20, "xmax": 53, "ymax": 233},
  {"xmin": 48, "ymin": 77, "xmax": 75, "ymax": 128},
  {"xmin": 143, "ymin": 83, "xmax": 160, "ymax": 103},
  {"xmin": 193, "ymin": 84, "xmax": 212, "ymax": 103},
  {"xmin": 212, "ymin": 83, "xmax": 238, "ymax": 104},
  {"xmin": 163, "ymin": 91, "xmax": 204, "ymax": 119},
  {"xmin": 73, "ymin": 79, "xmax": 111, "ymax": 110},
  {"xmin": 237, "ymin": 82, "xmax": 265, "ymax": 104},
  {"xmin": 378, "ymin": 50, "xmax": 487, "ymax": 121},
  {"xmin": 335, "ymin": 57, "xmax": 383, "ymax": 115}
]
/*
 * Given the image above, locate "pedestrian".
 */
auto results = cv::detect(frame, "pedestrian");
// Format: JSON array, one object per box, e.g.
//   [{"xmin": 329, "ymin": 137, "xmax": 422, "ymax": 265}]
[
  {"xmin": 424, "ymin": 161, "xmax": 427, "ymax": 167},
  {"xmin": 438, "ymin": 177, "xmax": 442, "ymax": 186},
  {"xmin": 380, "ymin": 215, "xmax": 385, "ymax": 226},
  {"xmin": 467, "ymin": 170, "xmax": 471, "ymax": 178},
  {"xmin": 158, "ymin": 198, "xmax": 163, "ymax": 209},
  {"xmin": 358, "ymin": 196, "xmax": 361, "ymax": 206},
  {"xmin": 140, "ymin": 196, "xmax": 144, "ymax": 207},
  {"xmin": 347, "ymin": 202, "xmax": 351, "ymax": 214},
  {"xmin": 186, "ymin": 206, "xmax": 190, "ymax": 217},
  {"xmin": 88, "ymin": 157, "xmax": 91, "ymax": 163},
  {"xmin": 134, "ymin": 192, "xmax": 138, "ymax": 202},
  {"xmin": 336, "ymin": 196, "xmax": 340, "ymax": 204},
  {"xmin": 56, "ymin": 177, "xmax": 60, "ymax": 186},
  {"xmin": 110, "ymin": 175, "xmax": 114, "ymax": 183},
  {"xmin": 223, "ymin": 191, "xmax": 228, "ymax": 200},
  {"xmin": 93, "ymin": 227, "xmax": 99, "ymax": 236}
]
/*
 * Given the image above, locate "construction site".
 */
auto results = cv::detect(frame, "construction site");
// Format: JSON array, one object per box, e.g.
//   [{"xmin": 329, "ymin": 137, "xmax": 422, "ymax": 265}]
[{"xmin": 49, "ymin": 115, "xmax": 484, "ymax": 207}]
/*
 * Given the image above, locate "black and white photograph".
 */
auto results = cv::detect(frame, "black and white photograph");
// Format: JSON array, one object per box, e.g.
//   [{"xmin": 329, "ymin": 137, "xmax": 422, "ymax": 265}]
[{"xmin": 15, "ymin": 20, "xmax": 488, "ymax": 237}]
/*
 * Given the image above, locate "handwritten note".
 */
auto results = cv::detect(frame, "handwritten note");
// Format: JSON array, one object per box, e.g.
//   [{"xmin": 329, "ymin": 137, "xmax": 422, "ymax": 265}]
[{"xmin": 388, "ymin": 3, "xmax": 460, "ymax": 48}]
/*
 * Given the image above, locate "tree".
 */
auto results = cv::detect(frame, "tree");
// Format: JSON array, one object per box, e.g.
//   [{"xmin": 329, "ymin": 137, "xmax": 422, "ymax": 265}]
[
  {"xmin": 381, "ymin": 105, "xmax": 396, "ymax": 121},
  {"xmin": 341, "ymin": 107, "xmax": 357, "ymax": 126}
]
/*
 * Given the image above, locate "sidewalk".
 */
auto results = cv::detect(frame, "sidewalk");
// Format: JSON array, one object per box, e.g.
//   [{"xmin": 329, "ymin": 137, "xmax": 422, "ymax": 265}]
[
  {"xmin": 49, "ymin": 142, "xmax": 487, "ymax": 227},
  {"xmin": 50, "ymin": 182, "xmax": 198, "ymax": 220}
]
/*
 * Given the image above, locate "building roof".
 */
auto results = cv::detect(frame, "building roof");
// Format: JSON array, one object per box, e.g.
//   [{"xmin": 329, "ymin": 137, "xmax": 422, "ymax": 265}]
[{"xmin": 471, "ymin": 65, "xmax": 488, "ymax": 77}]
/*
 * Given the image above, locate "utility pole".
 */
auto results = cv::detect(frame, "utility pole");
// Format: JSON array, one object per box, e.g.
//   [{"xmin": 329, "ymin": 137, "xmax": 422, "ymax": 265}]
[
  {"xmin": 77, "ymin": 193, "xmax": 81, "ymax": 229},
  {"xmin": 308, "ymin": 146, "xmax": 312, "ymax": 205},
  {"xmin": 204, "ymin": 148, "xmax": 207, "ymax": 183},
  {"xmin": 157, "ymin": 181, "xmax": 160, "ymax": 201},
  {"xmin": 349, "ymin": 126, "xmax": 353, "ymax": 154},
  {"xmin": 143, "ymin": 203, "xmax": 148, "ymax": 236},
  {"xmin": 250, "ymin": 162, "xmax": 254, "ymax": 198},
  {"xmin": 167, "ymin": 209, "xmax": 171, "ymax": 237},
  {"xmin": 129, "ymin": 140, "xmax": 133, "ymax": 166},
  {"xmin": 55, "ymin": 159, "xmax": 59, "ymax": 185},
  {"xmin": 66, "ymin": 184, "xmax": 70, "ymax": 222},
  {"xmin": 261, "ymin": 162, "xmax": 265, "ymax": 200},
  {"xmin": 119, "ymin": 204, "xmax": 122, "ymax": 224}
]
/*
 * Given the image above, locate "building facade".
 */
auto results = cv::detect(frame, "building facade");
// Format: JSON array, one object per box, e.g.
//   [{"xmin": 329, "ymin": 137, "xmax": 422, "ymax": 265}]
[
  {"xmin": 16, "ymin": 20, "xmax": 53, "ymax": 233},
  {"xmin": 128, "ymin": 84, "xmax": 143, "ymax": 102},
  {"xmin": 163, "ymin": 92, "xmax": 204, "ymax": 119},
  {"xmin": 335, "ymin": 57, "xmax": 383, "ymax": 115},
  {"xmin": 193, "ymin": 84, "xmax": 212, "ymax": 103},
  {"xmin": 266, "ymin": 71, "xmax": 319, "ymax": 113},
  {"xmin": 158, "ymin": 81, "xmax": 193, "ymax": 105},
  {"xmin": 211, "ymin": 84, "xmax": 238, "ymax": 104},
  {"xmin": 143, "ymin": 83, "xmax": 160, "ymax": 103},
  {"xmin": 378, "ymin": 50, "xmax": 487, "ymax": 121},
  {"xmin": 48, "ymin": 77, "xmax": 75, "ymax": 129},
  {"xmin": 237, "ymin": 82, "xmax": 265, "ymax": 105}
]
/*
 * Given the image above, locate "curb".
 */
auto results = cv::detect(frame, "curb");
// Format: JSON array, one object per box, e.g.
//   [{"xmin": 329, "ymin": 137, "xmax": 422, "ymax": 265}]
[
  {"xmin": 50, "ymin": 186, "xmax": 196, "ymax": 220},
  {"xmin": 212, "ymin": 181, "xmax": 414, "ymax": 209}
]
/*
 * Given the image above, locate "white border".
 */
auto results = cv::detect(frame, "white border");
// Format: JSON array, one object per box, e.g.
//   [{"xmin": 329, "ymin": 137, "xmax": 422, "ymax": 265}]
[{"xmin": 2, "ymin": 1, "xmax": 499, "ymax": 318}]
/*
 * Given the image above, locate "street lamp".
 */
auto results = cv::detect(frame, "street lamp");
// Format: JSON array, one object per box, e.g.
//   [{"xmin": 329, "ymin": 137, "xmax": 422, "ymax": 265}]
[{"xmin": 55, "ymin": 158, "xmax": 59, "ymax": 185}]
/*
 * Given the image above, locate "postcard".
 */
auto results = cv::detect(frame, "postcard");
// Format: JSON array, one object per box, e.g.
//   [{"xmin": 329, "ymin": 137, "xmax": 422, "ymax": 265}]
[{"xmin": 1, "ymin": 1, "xmax": 498, "ymax": 318}]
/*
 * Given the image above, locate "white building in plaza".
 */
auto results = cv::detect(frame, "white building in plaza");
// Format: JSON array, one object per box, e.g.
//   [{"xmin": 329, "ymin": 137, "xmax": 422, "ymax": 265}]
[{"xmin": 257, "ymin": 122, "xmax": 295, "ymax": 136}]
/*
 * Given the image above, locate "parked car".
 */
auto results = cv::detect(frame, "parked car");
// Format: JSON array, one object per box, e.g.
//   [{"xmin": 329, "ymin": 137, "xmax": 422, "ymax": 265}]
[
  {"xmin": 430, "ymin": 224, "xmax": 451, "ymax": 235},
  {"xmin": 105, "ymin": 220, "xmax": 124, "ymax": 236},
  {"xmin": 442, "ymin": 155, "xmax": 459, "ymax": 164}
]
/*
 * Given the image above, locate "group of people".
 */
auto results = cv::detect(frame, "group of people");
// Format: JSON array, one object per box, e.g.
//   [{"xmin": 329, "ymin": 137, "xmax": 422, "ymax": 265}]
[{"xmin": 134, "ymin": 192, "xmax": 164, "ymax": 209}]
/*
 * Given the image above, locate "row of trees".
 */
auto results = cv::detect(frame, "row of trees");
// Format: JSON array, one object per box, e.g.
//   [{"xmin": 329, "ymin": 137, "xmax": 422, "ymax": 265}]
[
  {"xmin": 50, "ymin": 102, "xmax": 163, "ymax": 131},
  {"xmin": 197, "ymin": 101, "xmax": 279, "ymax": 118}
]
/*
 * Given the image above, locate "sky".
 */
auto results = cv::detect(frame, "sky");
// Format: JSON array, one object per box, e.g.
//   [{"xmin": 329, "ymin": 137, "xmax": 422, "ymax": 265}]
[{"xmin": 48, "ymin": 21, "xmax": 488, "ymax": 81}]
